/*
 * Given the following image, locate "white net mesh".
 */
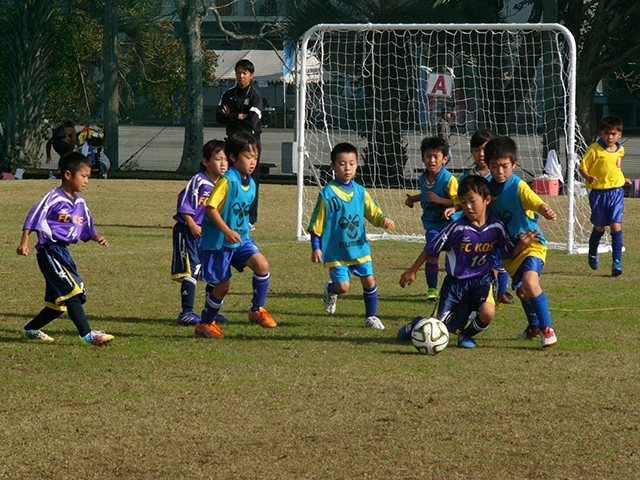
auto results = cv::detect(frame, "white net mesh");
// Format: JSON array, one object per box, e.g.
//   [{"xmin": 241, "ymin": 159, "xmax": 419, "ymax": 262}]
[{"xmin": 296, "ymin": 24, "xmax": 593, "ymax": 253}]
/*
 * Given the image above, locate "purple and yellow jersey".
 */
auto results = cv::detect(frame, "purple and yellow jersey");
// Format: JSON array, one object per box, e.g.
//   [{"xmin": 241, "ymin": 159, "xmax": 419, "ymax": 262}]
[
  {"xmin": 425, "ymin": 215, "xmax": 515, "ymax": 280},
  {"xmin": 488, "ymin": 174, "xmax": 547, "ymax": 275},
  {"xmin": 23, "ymin": 187, "xmax": 97, "ymax": 250},
  {"xmin": 419, "ymin": 168, "xmax": 458, "ymax": 231},
  {"xmin": 202, "ymin": 167, "xmax": 255, "ymax": 251},
  {"xmin": 580, "ymin": 139, "xmax": 626, "ymax": 190},
  {"xmin": 308, "ymin": 180, "xmax": 390, "ymax": 268},
  {"xmin": 173, "ymin": 172, "xmax": 216, "ymax": 225}
]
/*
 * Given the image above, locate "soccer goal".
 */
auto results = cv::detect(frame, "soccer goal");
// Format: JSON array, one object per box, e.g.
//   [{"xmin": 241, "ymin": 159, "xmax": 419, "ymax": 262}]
[{"xmin": 294, "ymin": 23, "xmax": 593, "ymax": 254}]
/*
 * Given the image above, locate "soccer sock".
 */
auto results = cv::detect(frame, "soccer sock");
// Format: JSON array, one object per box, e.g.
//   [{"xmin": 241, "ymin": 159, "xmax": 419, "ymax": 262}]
[
  {"xmin": 24, "ymin": 307, "xmax": 63, "ymax": 331},
  {"xmin": 205, "ymin": 283, "xmax": 215, "ymax": 294},
  {"xmin": 425, "ymin": 262, "xmax": 439, "ymax": 289},
  {"xmin": 529, "ymin": 291, "xmax": 552, "ymax": 329},
  {"xmin": 611, "ymin": 230, "xmax": 623, "ymax": 263},
  {"xmin": 363, "ymin": 284, "xmax": 378, "ymax": 318},
  {"xmin": 498, "ymin": 269, "xmax": 509, "ymax": 295},
  {"xmin": 202, "ymin": 292, "xmax": 223, "ymax": 323},
  {"xmin": 521, "ymin": 300, "xmax": 541, "ymax": 330},
  {"xmin": 327, "ymin": 282, "xmax": 337, "ymax": 295},
  {"xmin": 461, "ymin": 315, "xmax": 490, "ymax": 338},
  {"xmin": 251, "ymin": 272, "xmax": 270, "ymax": 311},
  {"xmin": 65, "ymin": 296, "xmax": 92, "ymax": 337},
  {"xmin": 181, "ymin": 277, "xmax": 197, "ymax": 312},
  {"xmin": 588, "ymin": 228, "xmax": 605, "ymax": 257}
]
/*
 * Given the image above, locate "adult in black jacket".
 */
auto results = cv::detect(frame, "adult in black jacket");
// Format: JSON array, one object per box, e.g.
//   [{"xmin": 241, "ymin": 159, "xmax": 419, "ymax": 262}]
[{"xmin": 216, "ymin": 59, "xmax": 263, "ymax": 227}]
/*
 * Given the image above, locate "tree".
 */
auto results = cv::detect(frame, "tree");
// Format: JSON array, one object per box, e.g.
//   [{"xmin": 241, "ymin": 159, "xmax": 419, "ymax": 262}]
[
  {"xmin": 0, "ymin": 0, "xmax": 55, "ymax": 167},
  {"xmin": 520, "ymin": 0, "xmax": 640, "ymax": 141}
]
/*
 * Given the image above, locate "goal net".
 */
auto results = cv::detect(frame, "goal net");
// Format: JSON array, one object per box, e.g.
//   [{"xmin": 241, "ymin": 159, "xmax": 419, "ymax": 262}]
[{"xmin": 294, "ymin": 23, "xmax": 593, "ymax": 254}]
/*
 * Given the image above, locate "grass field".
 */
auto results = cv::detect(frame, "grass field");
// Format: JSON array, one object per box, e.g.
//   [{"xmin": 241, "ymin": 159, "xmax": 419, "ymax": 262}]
[{"xmin": 1, "ymin": 179, "xmax": 639, "ymax": 479}]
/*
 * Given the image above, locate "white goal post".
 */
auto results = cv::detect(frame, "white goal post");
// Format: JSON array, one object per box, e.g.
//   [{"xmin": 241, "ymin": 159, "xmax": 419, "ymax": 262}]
[{"xmin": 294, "ymin": 23, "xmax": 595, "ymax": 254}]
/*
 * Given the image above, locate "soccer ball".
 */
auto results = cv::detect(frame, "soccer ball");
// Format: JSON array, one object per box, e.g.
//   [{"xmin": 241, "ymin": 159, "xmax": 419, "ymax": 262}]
[{"xmin": 411, "ymin": 317, "xmax": 449, "ymax": 355}]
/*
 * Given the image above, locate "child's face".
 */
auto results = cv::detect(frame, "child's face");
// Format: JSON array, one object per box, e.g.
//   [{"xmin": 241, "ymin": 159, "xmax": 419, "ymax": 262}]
[
  {"xmin": 235, "ymin": 67, "xmax": 254, "ymax": 89},
  {"xmin": 460, "ymin": 190, "xmax": 490, "ymax": 223},
  {"xmin": 421, "ymin": 149, "xmax": 448, "ymax": 175},
  {"xmin": 230, "ymin": 146, "xmax": 258, "ymax": 177},
  {"xmin": 488, "ymin": 156, "xmax": 515, "ymax": 184},
  {"xmin": 472, "ymin": 141, "xmax": 489, "ymax": 168},
  {"xmin": 600, "ymin": 128, "xmax": 622, "ymax": 149},
  {"xmin": 331, "ymin": 152, "xmax": 358, "ymax": 183},
  {"xmin": 63, "ymin": 165, "xmax": 91, "ymax": 193},
  {"xmin": 203, "ymin": 150, "xmax": 228, "ymax": 180}
]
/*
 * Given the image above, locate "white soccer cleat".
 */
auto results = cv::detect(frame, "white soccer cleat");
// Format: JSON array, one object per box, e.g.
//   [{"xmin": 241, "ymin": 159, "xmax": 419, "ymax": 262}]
[
  {"xmin": 323, "ymin": 282, "xmax": 337, "ymax": 314},
  {"xmin": 540, "ymin": 326, "xmax": 557, "ymax": 348},
  {"xmin": 21, "ymin": 327, "xmax": 54, "ymax": 343},
  {"xmin": 365, "ymin": 316, "xmax": 385, "ymax": 330}
]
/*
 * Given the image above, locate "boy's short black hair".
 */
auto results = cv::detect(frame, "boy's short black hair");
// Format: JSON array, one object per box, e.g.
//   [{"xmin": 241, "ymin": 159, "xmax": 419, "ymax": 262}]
[
  {"xmin": 330, "ymin": 142, "xmax": 358, "ymax": 164},
  {"xmin": 485, "ymin": 136, "xmax": 518, "ymax": 164},
  {"xmin": 59, "ymin": 151, "xmax": 92, "ymax": 175},
  {"xmin": 235, "ymin": 59, "xmax": 255, "ymax": 74},
  {"xmin": 201, "ymin": 139, "xmax": 226, "ymax": 172},
  {"xmin": 458, "ymin": 175, "xmax": 491, "ymax": 199},
  {"xmin": 599, "ymin": 115, "xmax": 623, "ymax": 132},
  {"xmin": 470, "ymin": 129, "xmax": 495, "ymax": 149},
  {"xmin": 224, "ymin": 131, "xmax": 258, "ymax": 161},
  {"xmin": 420, "ymin": 136, "xmax": 449, "ymax": 158}
]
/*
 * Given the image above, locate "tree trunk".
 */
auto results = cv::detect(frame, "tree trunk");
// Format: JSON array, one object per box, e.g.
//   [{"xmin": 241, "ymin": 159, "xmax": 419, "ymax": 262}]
[
  {"xmin": 103, "ymin": 0, "xmax": 119, "ymax": 170},
  {"xmin": 576, "ymin": 80, "xmax": 599, "ymax": 144},
  {"xmin": 174, "ymin": 0, "xmax": 204, "ymax": 174}
]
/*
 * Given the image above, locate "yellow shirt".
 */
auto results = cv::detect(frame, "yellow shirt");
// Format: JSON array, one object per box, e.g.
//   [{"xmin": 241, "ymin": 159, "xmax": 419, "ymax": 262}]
[{"xmin": 580, "ymin": 141, "xmax": 626, "ymax": 190}]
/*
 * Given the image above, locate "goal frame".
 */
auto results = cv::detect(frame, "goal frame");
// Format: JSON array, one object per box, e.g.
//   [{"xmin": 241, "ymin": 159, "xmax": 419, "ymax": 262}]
[{"xmin": 294, "ymin": 23, "xmax": 580, "ymax": 254}]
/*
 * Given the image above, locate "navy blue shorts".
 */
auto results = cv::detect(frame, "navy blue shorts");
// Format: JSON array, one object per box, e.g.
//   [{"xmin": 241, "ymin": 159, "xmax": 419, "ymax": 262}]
[
  {"xmin": 171, "ymin": 222, "xmax": 202, "ymax": 281},
  {"xmin": 436, "ymin": 273, "xmax": 494, "ymax": 334},
  {"xmin": 589, "ymin": 187, "xmax": 624, "ymax": 226},
  {"xmin": 37, "ymin": 244, "xmax": 86, "ymax": 311},
  {"xmin": 201, "ymin": 239, "xmax": 261, "ymax": 285}
]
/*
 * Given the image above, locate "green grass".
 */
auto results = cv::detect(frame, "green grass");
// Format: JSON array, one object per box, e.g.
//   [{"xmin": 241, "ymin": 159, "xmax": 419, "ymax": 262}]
[{"xmin": 1, "ymin": 180, "xmax": 640, "ymax": 479}]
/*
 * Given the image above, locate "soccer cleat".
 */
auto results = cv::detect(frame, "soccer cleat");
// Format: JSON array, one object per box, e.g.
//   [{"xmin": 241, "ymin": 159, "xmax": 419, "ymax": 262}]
[
  {"xmin": 540, "ymin": 326, "xmax": 557, "ymax": 348},
  {"xmin": 365, "ymin": 316, "xmax": 385, "ymax": 330},
  {"xmin": 397, "ymin": 316, "xmax": 423, "ymax": 341},
  {"xmin": 588, "ymin": 254, "xmax": 599, "ymax": 270},
  {"xmin": 177, "ymin": 311, "xmax": 201, "ymax": 326},
  {"xmin": 80, "ymin": 330, "xmax": 114, "ymax": 345},
  {"xmin": 457, "ymin": 335, "xmax": 478, "ymax": 349},
  {"xmin": 249, "ymin": 307, "xmax": 277, "ymax": 328},
  {"xmin": 612, "ymin": 259, "xmax": 623, "ymax": 277},
  {"xmin": 323, "ymin": 282, "xmax": 337, "ymax": 314},
  {"xmin": 516, "ymin": 327, "xmax": 541, "ymax": 341},
  {"xmin": 21, "ymin": 327, "xmax": 54, "ymax": 343},
  {"xmin": 195, "ymin": 321, "xmax": 224, "ymax": 339},
  {"xmin": 496, "ymin": 292, "xmax": 514, "ymax": 305},
  {"xmin": 426, "ymin": 288, "xmax": 439, "ymax": 302},
  {"xmin": 249, "ymin": 223, "xmax": 256, "ymax": 231}
]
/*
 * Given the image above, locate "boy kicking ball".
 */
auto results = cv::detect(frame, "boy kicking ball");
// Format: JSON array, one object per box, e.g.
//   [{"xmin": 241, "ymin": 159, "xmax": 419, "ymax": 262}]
[{"xmin": 17, "ymin": 152, "xmax": 114, "ymax": 345}]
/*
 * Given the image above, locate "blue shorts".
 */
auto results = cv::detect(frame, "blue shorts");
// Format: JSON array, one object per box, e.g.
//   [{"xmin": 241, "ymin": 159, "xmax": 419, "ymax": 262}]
[
  {"xmin": 511, "ymin": 256, "xmax": 544, "ymax": 290},
  {"xmin": 201, "ymin": 239, "xmax": 261, "ymax": 285},
  {"xmin": 589, "ymin": 188, "xmax": 624, "ymax": 226},
  {"xmin": 436, "ymin": 273, "xmax": 494, "ymax": 334},
  {"xmin": 329, "ymin": 261, "xmax": 374, "ymax": 283},
  {"xmin": 37, "ymin": 244, "xmax": 86, "ymax": 311},
  {"xmin": 425, "ymin": 229, "xmax": 440, "ymax": 245},
  {"xmin": 171, "ymin": 222, "xmax": 202, "ymax": 281}
]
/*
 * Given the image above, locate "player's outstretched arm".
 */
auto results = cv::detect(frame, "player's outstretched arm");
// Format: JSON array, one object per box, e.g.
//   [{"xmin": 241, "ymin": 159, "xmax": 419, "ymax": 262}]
[
  {"xmin": 404, "ymin": 193, "xmax": 420, "ymax": 208},
  {"xmin": 91, "ymin": 233, "xmax": 109, "ymax": 247},
  {"xmin": 382, "ymin": 217, "xmax": 395, "ymax": 229},
  {"xmin": 17, "ymin": 229, "xmax": 31, "ymax": 256},
  {"xmin": 400, "ymin": 250, "xmax": 430, "ymax": 288}
]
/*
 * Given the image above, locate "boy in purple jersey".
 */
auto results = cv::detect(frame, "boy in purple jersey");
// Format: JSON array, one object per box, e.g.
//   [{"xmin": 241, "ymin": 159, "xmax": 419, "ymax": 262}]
[
  {"xmin": 397, "ymin": 176, "xmax": 538, "ymax": 348},
  {"xmin": 16, "ymin": 152, "xmax": 114, "ymax": 345},
  {"xmin": 172, "ymin": 139, "xmax": 228, "ymax": 326}
]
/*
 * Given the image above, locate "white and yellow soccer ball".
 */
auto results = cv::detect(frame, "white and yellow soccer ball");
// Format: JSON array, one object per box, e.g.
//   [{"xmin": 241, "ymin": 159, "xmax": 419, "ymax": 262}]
[{"xmin": 411, "ymin": 317, "xmax": 449, "ymax": 355}]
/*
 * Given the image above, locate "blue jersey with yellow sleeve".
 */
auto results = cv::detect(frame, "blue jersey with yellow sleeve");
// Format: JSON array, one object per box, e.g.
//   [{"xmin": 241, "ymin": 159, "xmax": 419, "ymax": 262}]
[
  {"xmin": 579, "ymin": 139, "xmax": 626, "ymax": 190},
  {"xmin": 459, "ymin": 166, "xmax": 491, "ymax": 182},
  {"xmin": 201, "ymin": 167, "xmax": 254, "ymax": 251},
  {"xmin": 419, "ymin": 168, "xmax": 458, "ymax": 232},
  {"xmin": 488, "ymin": 174, "xmax": 547, "ymax": 275},
  {"xmin": 308, "ymin": 180, "xmax": 390, "ymax": 267}
]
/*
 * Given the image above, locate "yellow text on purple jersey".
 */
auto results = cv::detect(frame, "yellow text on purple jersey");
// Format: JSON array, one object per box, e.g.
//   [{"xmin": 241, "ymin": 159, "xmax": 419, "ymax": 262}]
[
  {"xmin": 58, "ymin": 213, "xmax": 85, "ymax": 225},
  {"xmin": 460, "ymin": 241, "xmax": 498, "ymax": 253}
]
